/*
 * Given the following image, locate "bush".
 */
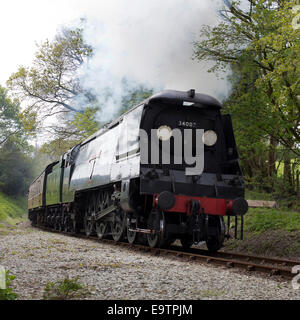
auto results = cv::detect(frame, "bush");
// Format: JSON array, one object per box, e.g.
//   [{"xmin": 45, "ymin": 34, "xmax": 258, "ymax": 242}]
[{"xmin": 0, "ymin": 270, "xmax": 18, "ymax": 300}]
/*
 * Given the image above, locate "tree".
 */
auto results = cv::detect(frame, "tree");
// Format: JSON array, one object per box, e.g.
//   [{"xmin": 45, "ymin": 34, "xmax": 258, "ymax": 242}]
[
  {"xmin": 7, "ymin": 27, "xmax": 94, "ymax": 120},
  {"xmin": 223, "ymin": 63, "xmax": 279, "ymax": 191},
  {"xmin": 71, "ymin": 106, "xmax": 101, "ymax": 139},
  {"xmin": 39, "ymin": 107, "xmax": 100, "ymax": 159},
  {"xmin": 0, "ymin": 85, "xmax": 33, "ymax": 147},
  {"xmin": 0, "ymin": 85, "xmax": 37, "ymax": 197},
  {"xmin": 193, "ymin": 0, "xmax": 300, "ymax": 157},
  {"xmin": 7, "ymin": 25, "xmax": 103, "ymax": 153},
  {"xmin": 119, "ymin": 82, "xmax": 153, "ymax": 115},
  {"xmin": 38, "ymin": 138, "xmax": 79, "ymax": 161}
]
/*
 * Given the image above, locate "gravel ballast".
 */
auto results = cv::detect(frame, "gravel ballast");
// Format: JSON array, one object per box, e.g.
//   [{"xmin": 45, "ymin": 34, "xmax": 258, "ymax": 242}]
[{"xmin": 0, "ymin": 223, "xmax": 299, "ymax": 300}]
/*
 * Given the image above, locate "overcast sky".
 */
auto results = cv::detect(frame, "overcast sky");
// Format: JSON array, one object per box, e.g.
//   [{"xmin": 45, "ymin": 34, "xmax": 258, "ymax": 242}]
[{"xmin": 0, "ymin": 0, "xmax": 81, "ymax": 86}]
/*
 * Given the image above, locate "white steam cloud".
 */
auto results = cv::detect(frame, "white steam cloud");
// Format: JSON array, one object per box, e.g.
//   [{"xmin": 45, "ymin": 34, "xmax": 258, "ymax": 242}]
[{"xmin": 71, "ymin": 0, "xmax": 228, "ymax": 121}]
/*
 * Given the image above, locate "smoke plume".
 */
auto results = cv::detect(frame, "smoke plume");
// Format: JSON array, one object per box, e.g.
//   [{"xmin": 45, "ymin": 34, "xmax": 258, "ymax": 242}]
[{"xmin": 71, "ymin": 0, "xmax": 228, "ymax": 121}]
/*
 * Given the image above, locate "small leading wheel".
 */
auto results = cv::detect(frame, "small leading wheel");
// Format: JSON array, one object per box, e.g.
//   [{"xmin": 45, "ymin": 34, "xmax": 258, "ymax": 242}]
[
  {"xmin": 147, "ymin": 210, "xmax": 165, "ymax": 248},
  {"xmin": 206, "ymin": 216, "xmax": 225, "ymax": 253},
  {"xmin": 95, "ymin": 221, "xmax": 107, "ymax": 239}
]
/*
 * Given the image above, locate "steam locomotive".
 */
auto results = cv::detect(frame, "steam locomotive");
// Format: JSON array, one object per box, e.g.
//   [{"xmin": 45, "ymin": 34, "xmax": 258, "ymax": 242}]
[{"xmin": 28, "ymin": 89, "xmax": 248, "ymax": 252}]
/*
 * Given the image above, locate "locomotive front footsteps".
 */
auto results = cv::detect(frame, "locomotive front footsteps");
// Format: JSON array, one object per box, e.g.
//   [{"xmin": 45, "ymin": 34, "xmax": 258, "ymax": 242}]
[{"xmin": 28, "ymin": 89, "xmax": 248, "ymax": 252}]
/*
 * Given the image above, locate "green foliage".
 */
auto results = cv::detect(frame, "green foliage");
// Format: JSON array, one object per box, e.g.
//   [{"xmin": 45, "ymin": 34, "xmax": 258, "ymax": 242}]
[
  {"xmin": 18, "ymin": 108, "xmax": 38, "ymax": 136},
  {"xmin": 246, "ymin": 186, "xmax": 299, "ymax": 211},
  {"xmin": 36, "ymin": 82, "xmax": 153, "ymax": 159},
  {"xmin": 43, "ymin": 277, "xmax": 90, "ymax": 300},
  {"xmin": 0, "ymin": 141, "xmax": 35, "ymax": 196},
  {"xmin": 7, "ymin": 25, "xmax": 96, "ymax": 149},
  {"xmin": 6, "ymin": 25, "xmax": 104, "ymax": 159},
  {"xmin": 224, "ymin": 66, "xmax": 300, "ymax": 195},
  {"xmin": 195, "ymin": 0, "xmax": 300, "ymax": 196},
  {"xmin": 6, "ymin": 22, "xmax": 155, "ymax": 165},
  {"xmin": 193, "ymin": 0, "xmax": 300, "ymax": 157},
  {"xmin": 39, "ymin": 107, "xmax": 100, "ymax": 159},
  {"xmin": 0, "ymin": 85, "xmax": 37, "ymax": 199},
  {"xmin": 7, "ymin": 27, "xmax": 94, "ymax": 117},
  {"xmin": 39, "ymin": 138, "xmax": 80, "ymax": 161},
  {"xmin": 0, "ymin": 271, "xmax": 18, "ymax": 300},
  {"xmin": 245, "ymin": 190, "xmax": 274, "ymax": 201},
  {"xmin": 120, "ymin": 84, "xmax": 153, "ymax": 115},
  {"xmin": 244, "ymin": 208, "xmax": 300, "ymax": 234},
  {"xmin": 71, "ymin": 106, "xmax": 101, "ymax": 139},
  {"xmin": 0, "ymin": 85, "xmax": 32, "ymax": 147}
]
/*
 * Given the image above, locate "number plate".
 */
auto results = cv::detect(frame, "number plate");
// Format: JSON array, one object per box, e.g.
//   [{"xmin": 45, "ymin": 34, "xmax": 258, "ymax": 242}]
[{"xmin": 177, "ymin": 120, "xmax": 197, "ymax": 128}]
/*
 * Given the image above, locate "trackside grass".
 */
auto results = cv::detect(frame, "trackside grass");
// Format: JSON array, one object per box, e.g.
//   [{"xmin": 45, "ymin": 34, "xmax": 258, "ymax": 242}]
[
  {"xmin": 0, "ymin": 192, "xmax": 26, "ymax": 225},
  {"xmin": 244, "ymin": 208, "xmax": 300, "ymax": 234}
]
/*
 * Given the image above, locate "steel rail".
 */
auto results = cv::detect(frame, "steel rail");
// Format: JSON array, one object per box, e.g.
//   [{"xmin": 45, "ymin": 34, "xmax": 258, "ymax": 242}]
[{"xmin": 169, "ymin": 246, "xmax": 300, "ymax": 268}]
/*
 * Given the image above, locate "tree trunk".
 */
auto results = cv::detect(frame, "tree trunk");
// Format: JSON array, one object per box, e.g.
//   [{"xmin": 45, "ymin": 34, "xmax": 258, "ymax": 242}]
[
  {"xmin": 268, "ymin": 136, "xmax": 277, "ymax": 177},
  {"xmin": 296, "ymin": 170, "xmax": 299, "ymax": 197},
  {"xmin": 283, "ymin": 151, "xmax": 293, "ymax": 193}
]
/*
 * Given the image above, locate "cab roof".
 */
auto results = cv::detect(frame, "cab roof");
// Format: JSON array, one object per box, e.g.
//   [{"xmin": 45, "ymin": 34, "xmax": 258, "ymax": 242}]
[{"xmin": 146, "ymin": 90, "xmax": 222, "ymax": 109}]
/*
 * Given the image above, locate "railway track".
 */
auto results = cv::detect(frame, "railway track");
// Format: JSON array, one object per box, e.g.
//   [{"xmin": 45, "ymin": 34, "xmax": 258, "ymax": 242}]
[
  {"xmin": 106, "ymin": 240, "xmax": 298, "ymax": 279},
  {"xmin": 36, "ymin": 226, "xmax": 300, "ymax": 280}
]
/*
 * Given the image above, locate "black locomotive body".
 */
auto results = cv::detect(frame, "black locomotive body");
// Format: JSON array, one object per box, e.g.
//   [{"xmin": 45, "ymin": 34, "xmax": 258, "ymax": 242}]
[{"xmin": 28, "ymin": 90, "xmax": 248, "ymax": 251}]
